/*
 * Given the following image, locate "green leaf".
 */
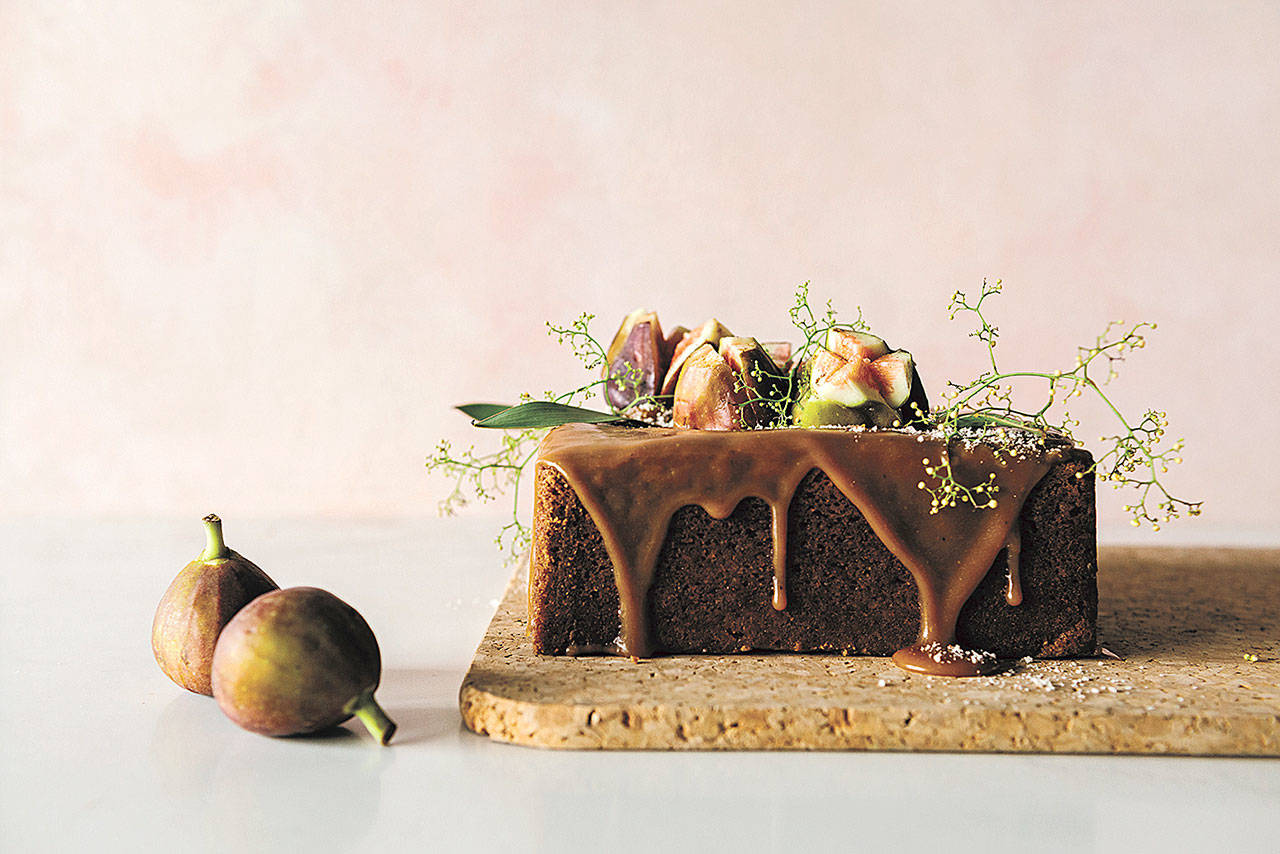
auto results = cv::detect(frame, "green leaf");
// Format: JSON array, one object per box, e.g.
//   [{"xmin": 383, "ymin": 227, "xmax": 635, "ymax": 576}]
[
  {"xmin": 472, "ymin": 401, "xmax": 627, "ymax": 429},
  {"xmin": 456, "ymin": 403, "xmax": 513, "ymax": 421}
]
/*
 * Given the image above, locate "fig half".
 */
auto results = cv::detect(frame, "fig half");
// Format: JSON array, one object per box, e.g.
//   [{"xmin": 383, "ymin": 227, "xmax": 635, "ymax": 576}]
[
  {"xmin": 718, "ymin": 336, "xmax": 789, "ymax": 428},
  {"xmin": 211, "ymin": 587, "xmax": 396, "ymax": 745},
  {"xmin": 603, "ymin": 309, "xmax": 667, "ymax": 411},
  {"xmin": 659, "ymin": 317, "xmax": 731, "ymax": 396},
  {"xmin": 152, "ymin": 514, "xmax": 279, "ymax": 696},
  {"xmin": 672, "ymin": 342, "xmax": 747, "ymax": 430}
]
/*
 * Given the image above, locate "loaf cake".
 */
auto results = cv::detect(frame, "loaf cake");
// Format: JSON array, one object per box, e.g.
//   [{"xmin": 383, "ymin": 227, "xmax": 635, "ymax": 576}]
[
  {"xmin": 447, "ymin": 302, "xmax": 1104, "ymax": 677},
  {"xmin": 530, "ymin": 422, "xmax": 1097, "ymax": 676}
]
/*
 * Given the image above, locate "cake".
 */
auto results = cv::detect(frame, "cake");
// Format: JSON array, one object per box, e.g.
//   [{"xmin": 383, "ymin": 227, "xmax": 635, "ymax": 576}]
[
  {"xmin": 434, "ymin": 289, "xmax": 1195, "ymax": 678},
  {"xmin": 523, "ymin": 304, "xmax": 1099, "ymax": 677},
  {"xmin": 530, "ymin": 422, "xmax": 1096, "ymax": 676}
]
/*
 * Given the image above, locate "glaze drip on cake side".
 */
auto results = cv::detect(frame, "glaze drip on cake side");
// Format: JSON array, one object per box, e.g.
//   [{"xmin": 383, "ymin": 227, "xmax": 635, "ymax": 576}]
[{"xmin": 536, "ymin": 423, "xmax": 1063, "ymax": 676}]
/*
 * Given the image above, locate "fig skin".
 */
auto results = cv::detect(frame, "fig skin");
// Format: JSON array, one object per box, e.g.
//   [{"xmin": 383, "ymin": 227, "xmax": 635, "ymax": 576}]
[
  {"xmin": 211, "ymin": 587, "xmax": 397, "ymax": 745},
  {"xmin": 718, "ymin": 337, "xmax": 789, "ymax": 428},
  {"xmin": 603, "ymin": 309, "xmax": 667, "ymax": 411},
  {"xmin": 152, "ymin": 514, "xmax": 279, "ymax": 696},
  {"xmin": 604, "ymin": 318, "xmax": 665, "ymax": 411}
]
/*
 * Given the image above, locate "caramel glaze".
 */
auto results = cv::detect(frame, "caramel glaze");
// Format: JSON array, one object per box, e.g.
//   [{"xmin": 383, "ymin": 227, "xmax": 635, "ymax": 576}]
[{"xmin": 537, "ymin": 423, "xmax": 1064, "ymax": 677}]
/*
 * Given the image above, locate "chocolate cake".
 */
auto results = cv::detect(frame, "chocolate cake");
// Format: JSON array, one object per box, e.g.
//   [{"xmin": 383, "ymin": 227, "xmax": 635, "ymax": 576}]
[{"xmin": 530, "ymin": 422, "xmax": 1097, "ymax": 676}]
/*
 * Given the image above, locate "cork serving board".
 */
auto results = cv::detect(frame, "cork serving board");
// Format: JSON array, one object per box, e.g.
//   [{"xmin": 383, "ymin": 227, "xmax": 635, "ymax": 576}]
[{"xmin": 459, "ymin": 547, "xmax": 1279, "ymax": 755}]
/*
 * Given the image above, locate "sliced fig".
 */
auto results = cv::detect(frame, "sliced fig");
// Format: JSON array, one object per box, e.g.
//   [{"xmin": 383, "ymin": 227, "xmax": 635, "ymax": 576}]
[
  {"xmin": 718, "ymin": 336, "xmax": 788, "ymax": 428},
  {"xmin": 759, "ymin": 341, "xmax": 792, "ymax": 373},
  {"xmin": 672, "ymin": 342, "xmax": 747, "ymax": 430},
  {"xmin": 660, "ymin": 324, "xmax": 689, "ymax": 368},
  {"xmin": 867, "ymin": 349, "xmax": 915, "ymax": 408},
  {"xmin": 809, "ymin": 346, "xmax": 885, "ymax": 408},
  {"xmin": 603, "ymin": 310, "xmax": 666, "ymax": 412},
  {"xmin": 660, "ymin": 318, "xmax": 731, "ymax": 396},
  {"xmin": 605, "ymin": 308, "xmax": 662, "ymax": 366},
  {"xmin": 793, "ymin": 333, "xmax": 930, "ymax": 428}
]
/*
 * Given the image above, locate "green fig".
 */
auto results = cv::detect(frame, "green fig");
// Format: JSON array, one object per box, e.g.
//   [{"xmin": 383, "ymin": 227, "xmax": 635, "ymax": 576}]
[
  {"xmin": 211, "ymin": 587, "xmax": 397, "ymax": 745},
  {"xmin": 152, "ymin": 514, "xmax": 279, "ymax": 696},
  {"xmin": 792, "ymin": 397, "xmax": 900, "ymax": 428},
  {"xmin": 792, "ymin": 329, "xmax": 931, "ymax": 427}
]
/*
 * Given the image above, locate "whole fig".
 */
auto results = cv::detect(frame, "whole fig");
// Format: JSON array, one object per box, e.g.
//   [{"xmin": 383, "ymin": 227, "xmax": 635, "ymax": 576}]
[
  {"xmin": 211, "ymin": 587, "xmax": 397, "ymax": 745},
  {"xmin": 152, "ymin": 514, "xmax": 278, "ymax": 695}
]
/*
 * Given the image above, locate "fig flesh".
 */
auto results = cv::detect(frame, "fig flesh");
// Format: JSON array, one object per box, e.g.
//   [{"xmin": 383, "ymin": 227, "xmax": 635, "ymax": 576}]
[
  {"xmin": 211, "ymin": 587, "xmax": 396, "ymax": 745},
  {"xmin": 152, "ymin": 514, "xmax": 279, "ymax": 696},
  {"xmin": 660, "ymin": 318, "xmax": 731, "ymax": 396},
  {"xmin": 672, "ymin": 342, "xmax": 748, "ymax": 430},
  {"xmin": 825, "ymin": 328, "xmax": 890, "ymax": 362},
  {"xmin": 603, "ymin": 309, "xmax": 666, "ymax": 411}
]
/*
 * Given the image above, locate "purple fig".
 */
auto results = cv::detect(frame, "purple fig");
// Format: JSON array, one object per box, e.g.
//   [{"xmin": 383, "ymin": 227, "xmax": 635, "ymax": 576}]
[
  {"xmin": 211, "ymin": 587, "xmax": 396, "ymax": 745},
  {"xmin": 604, "ymin": 307, "xmax": 659, "ymax": 365},
  {"xmin": 152, "ymin": 514, "xmax": 279, "ymax": 696},
  {"xmin": 606, "ymin": 321, "xmax": 664, "ymax": 411},
  {"xmin": 603, "ymin": 309, "xmax": 666, "ymax": 411},
  {"xmin": 718, "ymin": 336, "xmax": 789, "ymax": 428}
]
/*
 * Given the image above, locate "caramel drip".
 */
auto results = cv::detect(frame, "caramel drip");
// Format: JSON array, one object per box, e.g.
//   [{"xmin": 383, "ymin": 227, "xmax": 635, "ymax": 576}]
[
  {"xmin": 1004, "ymin": 525, "xmax": 1024, "ymax": 607},
  {"xmin": 770, "ymin": 500, "xmax": 790, "ymax": 611},
  {"xmin": 537, "ymin": 423, "xmax": 1061, "ymax": 675}
]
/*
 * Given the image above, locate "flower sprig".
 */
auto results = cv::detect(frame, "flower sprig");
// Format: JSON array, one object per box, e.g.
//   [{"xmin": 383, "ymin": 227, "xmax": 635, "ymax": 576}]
[
  {"xmin": 918, "ymin": 456, "xmax": 1000, "ymax": 513},
  {"xmin": 426, "ymin": 313, "xmax": 648, "ymax": 562},
  {"xmin": 932, "ymin": 278, "xmax": 1202, "ymax": 528},
  {"xmin": 731, "ymin": 281, "xmax": 871, "ymax": 428},
  {"xmin": 547, "ymin": 312, "xmax": 608, "ymax": 374},
  {"xmin": 427, "ymin": 409, "xmax": 543, "ymax": 560}
]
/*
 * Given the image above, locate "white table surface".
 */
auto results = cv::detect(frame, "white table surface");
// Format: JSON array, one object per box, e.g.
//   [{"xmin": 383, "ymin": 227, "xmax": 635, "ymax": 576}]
[{"xmin": 2, "ymin": 517, "xmax": 1277, "ymax": 854}]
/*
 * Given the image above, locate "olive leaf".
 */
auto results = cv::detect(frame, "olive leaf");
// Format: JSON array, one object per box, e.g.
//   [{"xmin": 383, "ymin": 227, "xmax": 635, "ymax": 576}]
[
  {"xmin": 470, "ymin": 401, "xmax": 628, "ymax": 429},
  {"xmin": 455, "ymin": 403, "xmax": 513, "ymax": 421}
]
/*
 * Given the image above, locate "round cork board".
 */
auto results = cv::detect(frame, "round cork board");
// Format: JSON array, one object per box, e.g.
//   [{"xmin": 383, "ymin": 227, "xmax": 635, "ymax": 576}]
[{"xmin": 459, "ymin": 547, "xmax": 1279, "ymax": 755}]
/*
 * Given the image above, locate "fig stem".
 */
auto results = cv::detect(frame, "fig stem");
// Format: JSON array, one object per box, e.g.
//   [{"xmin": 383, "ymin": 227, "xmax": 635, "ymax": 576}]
[
  {"xmin": 347, "ymin": 690, "xmax": 397, "ymax": 745},
  {"xmin": 199, "ymin": 514, "xmax": 229, "ymax": 561}
]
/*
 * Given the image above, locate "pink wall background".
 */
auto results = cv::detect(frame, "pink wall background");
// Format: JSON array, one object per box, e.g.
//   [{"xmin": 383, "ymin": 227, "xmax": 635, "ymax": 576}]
[{"xmin": 3, "ymin": 3, "xmax": 1277, "ymax": 542}]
